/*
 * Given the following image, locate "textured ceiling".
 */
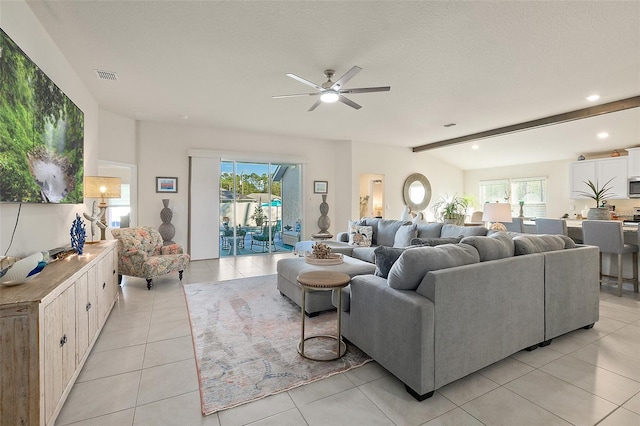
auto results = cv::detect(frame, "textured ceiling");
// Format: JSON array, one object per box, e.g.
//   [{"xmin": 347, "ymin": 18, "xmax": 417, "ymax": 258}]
[{"xmin": 25, "ymin": 1, "xmax": 640, "ymax": 170}]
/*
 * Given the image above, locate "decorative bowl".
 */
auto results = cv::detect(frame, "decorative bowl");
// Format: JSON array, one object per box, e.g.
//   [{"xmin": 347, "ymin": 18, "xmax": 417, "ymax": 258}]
[
  {"xmin": 304, "ymin": 253, "xmax": 344, "ymax": 265},
  {"xmin": 0, "ymin": 252, "xmax": 48, "ymax": 286}
]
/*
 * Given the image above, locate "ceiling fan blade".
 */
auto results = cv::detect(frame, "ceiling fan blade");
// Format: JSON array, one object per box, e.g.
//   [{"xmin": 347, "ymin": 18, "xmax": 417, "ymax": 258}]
[
  {"xmin": 308, "ymin": 99, "xmax": 322, "ymax": 112},
  {"xmin": 286, "ymin": 73, "xmax": 323, "ymax": 91},
  {"xmin": 339, "ymin": 86, "xmax": 391, "ymax": 94},
  {"xmin": 339, "ymin": 95, "xmax": 361, "ymax": 110},
  {"xmin": 272, "ymin": 93, "xmax": 321, "ymax": 99},
  {"xmin": 330, "ymin": 66, "xmax": 362, "ymax": 90}
]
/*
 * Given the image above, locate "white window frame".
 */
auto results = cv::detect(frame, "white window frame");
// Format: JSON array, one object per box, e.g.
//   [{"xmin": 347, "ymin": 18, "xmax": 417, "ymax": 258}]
[{"xmin": 479, "ymin": 177, "xmax": 547, "ymax": 218}]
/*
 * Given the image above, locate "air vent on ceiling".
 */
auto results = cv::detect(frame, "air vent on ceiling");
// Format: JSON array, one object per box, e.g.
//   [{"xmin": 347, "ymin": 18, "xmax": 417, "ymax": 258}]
[{"xmin": 94, "ymin": 69, "xmax": 118, "ymax": 81}]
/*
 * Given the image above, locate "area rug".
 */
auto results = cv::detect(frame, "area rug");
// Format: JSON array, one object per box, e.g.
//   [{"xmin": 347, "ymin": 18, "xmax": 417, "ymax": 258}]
[{"xmin": 183, "ymin": 274, "xmax": 372, "ymax": 415}]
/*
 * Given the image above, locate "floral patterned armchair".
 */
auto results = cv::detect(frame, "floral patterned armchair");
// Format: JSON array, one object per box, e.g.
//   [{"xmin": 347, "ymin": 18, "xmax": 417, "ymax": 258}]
[{"xmin": 111, "ymin": 226, "xmax": 190, "ymax": 290}]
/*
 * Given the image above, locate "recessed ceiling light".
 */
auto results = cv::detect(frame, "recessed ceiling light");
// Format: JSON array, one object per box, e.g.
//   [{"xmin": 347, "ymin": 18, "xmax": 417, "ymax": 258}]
[
  {"xmin": 471, "ymin": 144, "xmax": 479, "ymax": 150},
  {"xmin": 180, "ymin": 115, "xmax": 189, "ymax": 120},
  {"xmin": 586, "ymin": 94, "xmax": 600, "ymax": 102},
  {"xmin": 597, "ymin": 132, "xmax": 609, "ymax": 139}
]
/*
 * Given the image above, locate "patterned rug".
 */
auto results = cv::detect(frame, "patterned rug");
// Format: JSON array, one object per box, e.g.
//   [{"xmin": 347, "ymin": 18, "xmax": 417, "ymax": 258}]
[{"xmin": 184, "ymin": 274, "xmax": 372, "ymax": 415}]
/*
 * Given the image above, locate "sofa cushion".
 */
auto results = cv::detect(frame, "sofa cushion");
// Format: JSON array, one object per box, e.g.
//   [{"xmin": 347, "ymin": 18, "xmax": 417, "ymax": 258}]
[
  {"xmin": 513, "ymin": 234, "xmax": 565, "ymax": 255},
  {"xmin": 416, "ymin": 222, "xmax": 443, "ymax": 238},
  {"xmin": 440, "ymin": 224, "xmax": 488, "ymax": 238},
  {"xmin": 373, "ymin": 246, "xmax": 406, "ymax": 278},
  {"xmin": 387, "ymin": 244, "xmax": 480, "ymax": 290},
  {"xmin": 557, "ymin": 234, "xmax": 577, "ymax": 249},
  {"xmin": 348, "ymin": 225, "xmax": 373, "ymax": 247},
  {"xmin": 410, "ymin": 236, "xmax": 462, "ymax": 246},
  {"xmin": 352, "ymin": 247, "xmax": 377, "ymax": 263},
  {"xmin": 376, "ymin": 219, "xmax": 410, "ymax": 247},
  {"xmin": 393, "ymin": 224, "xmax": 418, "ymax": 248},
  {"xmin": 460, "ymin": 232, "xmax": 515, "ymax": 261}
]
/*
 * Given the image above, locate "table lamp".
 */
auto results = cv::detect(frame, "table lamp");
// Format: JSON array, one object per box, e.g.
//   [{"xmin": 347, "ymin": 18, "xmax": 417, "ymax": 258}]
[
  {"xmin": 84, "ymin": 176, "xmax": 122, "ymax": 240},
  {"xmin": 482, "ymin": 203, "xmax": 512, "ymax": 231}
]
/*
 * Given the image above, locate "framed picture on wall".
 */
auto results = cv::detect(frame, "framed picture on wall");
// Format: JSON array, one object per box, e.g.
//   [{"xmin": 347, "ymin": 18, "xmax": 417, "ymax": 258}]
[
  {"xmin": 156, "ymin": 177, "xmax": 178, "ymax": 193},
  {"xmin": 314, "ymin": 181, "xmax": 328, "ymax": 194}
]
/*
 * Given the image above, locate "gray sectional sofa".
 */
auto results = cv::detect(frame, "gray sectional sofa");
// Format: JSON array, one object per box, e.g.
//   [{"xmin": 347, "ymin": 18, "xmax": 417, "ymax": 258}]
[
  {"xmin": 280, "ymin": 219, "xmax": 488, "ymax": 314},
  {"xmin": 331, "ymin": 232, "xmax": 600, "ymax": 400}
]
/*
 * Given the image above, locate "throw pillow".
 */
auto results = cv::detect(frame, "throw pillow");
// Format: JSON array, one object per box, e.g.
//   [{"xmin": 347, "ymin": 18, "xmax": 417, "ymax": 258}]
[
  {"xmin": 374, "ymin": 246, "xmax": 406, "ymax": 278},
  {"xmin": 460, "ymin": 233, "xmax": 515, "ymax": 261},
  {"xmin": 416, "ymin": 222, "xmax": 444, "ymax": 238},
  {"xmin": 410, "ymin": 236, "xmax": 462, "ymax": 246},
  {"xmin": 393, "ymin": 224, "xmax": 418, "ymax": 248},
  {"xmin": 387, "ymin": 244, "xmax": 480, "ymax": 290},
  {"xmin": 348, "ymin": 224, "xmax": 373, "ymax": 247}
]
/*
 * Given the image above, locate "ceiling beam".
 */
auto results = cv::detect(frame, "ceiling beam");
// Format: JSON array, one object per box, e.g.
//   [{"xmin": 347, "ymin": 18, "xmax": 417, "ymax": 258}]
[{"xmin": 412, "ymin": 96, "xmax": 640, "ymax": 153}]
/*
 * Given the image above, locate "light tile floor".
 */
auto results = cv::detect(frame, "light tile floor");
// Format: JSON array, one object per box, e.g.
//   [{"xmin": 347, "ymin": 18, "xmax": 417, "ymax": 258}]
[{"xmin": 56, "ymin": 254, "xmax": 640, "ymax": 426}]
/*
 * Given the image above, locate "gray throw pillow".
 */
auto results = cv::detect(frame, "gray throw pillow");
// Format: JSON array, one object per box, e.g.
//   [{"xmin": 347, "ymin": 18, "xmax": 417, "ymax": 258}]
[
  {"xmin": 513, "ymin": 234, "xmax": 566, "ymax": 255},
  {"xmin": 460, "ymin": 233, "xmax": 515, "ymax": 261},
  {"xmin": 393, "ymin": 224, "xmax": 418, "ymax": 248},
  {"xmin": 410, "ymin": 236, "xmax": 462, "ymax": 246},
  {"xmin": 374, "ymin": 246, "xmax": 406, "ymax": 278},
  {"xmin": 387, "ymin": 244, "xmax": 480, "ymax": 290},
  {"xmin": 416, "ymin": 222, "xmax": 444, "ymax": 238}
]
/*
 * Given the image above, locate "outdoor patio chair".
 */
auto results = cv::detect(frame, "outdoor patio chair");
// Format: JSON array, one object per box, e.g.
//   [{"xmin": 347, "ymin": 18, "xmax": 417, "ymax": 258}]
[{"xmin": 250, "ymin": 224, "xmax": 278, "ymax": 252}]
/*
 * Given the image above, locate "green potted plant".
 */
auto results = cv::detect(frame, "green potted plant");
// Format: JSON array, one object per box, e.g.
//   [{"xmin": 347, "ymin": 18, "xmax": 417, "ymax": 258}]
[
  {"xmin": 431, "ymin": 194, "xmax": 470, "ymax": 225},
  {"xmin": 577, "ymin": 178, "xmax": 614, "ymax": 220},
  {"xmin": 251, "ymin": 203, "xmax": 266, "ymax": 226}
]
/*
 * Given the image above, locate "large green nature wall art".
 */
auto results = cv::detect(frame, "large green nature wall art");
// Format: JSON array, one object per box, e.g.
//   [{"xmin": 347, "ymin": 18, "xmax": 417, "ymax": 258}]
[{"xmin": 0, "ymin": 28, "xmax": 84, "ymax": 204}]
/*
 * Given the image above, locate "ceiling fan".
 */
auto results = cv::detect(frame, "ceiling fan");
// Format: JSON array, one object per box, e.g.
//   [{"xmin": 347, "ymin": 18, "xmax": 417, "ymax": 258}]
[{"xmin": 273, "ymin": 66, "xmax": 390, "ymax": 111}]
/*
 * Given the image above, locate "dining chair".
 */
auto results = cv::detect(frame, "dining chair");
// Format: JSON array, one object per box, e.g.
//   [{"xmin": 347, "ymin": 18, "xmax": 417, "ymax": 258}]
[
  {"xmin": 582, "ymin": 220, "xmax": 638, "ymax": 297},
  {"xmin": 502, "ymin": 217, "xmax": 524, "ymax": 233},
  {"xmin": 535, "ymin": 218, "xmax": 568, "ymax": 236}
]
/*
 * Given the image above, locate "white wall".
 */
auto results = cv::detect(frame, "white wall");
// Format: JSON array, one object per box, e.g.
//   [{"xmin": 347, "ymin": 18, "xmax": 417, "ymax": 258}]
[
  {"xmin": 98, "ymin": 109, "xmax": 137, "ymax": 164},
  {"xmin": 0, "ymin": 1, "xmax": 99, "ymax": 257},
  {"xmin": 136, "ymin": 121, "xmax": 349, "ymax": 248},
  {"xmin": 350, "ymin": 141, "xmax": 465, "ymax": 223}
]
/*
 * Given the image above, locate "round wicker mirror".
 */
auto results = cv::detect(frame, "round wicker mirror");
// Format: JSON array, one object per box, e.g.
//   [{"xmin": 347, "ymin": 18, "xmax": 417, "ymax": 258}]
[{"xmin": 403, "ymin": 173, "xmax": 432, "ymax": 211}]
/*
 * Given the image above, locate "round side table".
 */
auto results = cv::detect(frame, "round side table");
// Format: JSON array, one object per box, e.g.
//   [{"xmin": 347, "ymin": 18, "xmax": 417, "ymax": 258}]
[{"xmin": 296, "ymin": 270, "xmax": 350, "ymax": 361}]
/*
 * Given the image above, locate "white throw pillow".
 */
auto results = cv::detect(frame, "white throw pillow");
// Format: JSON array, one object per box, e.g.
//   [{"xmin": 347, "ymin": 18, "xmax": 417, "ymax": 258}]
[{"xmin": 349, "ymin": 225, "xmax": 373, "ymax": 247}]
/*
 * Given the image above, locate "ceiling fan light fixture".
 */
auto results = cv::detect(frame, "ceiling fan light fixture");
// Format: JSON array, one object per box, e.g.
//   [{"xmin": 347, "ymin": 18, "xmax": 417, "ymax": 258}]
[{"xmin": 320, "ymin": 90, "xmax": 339, "ymax": 103}]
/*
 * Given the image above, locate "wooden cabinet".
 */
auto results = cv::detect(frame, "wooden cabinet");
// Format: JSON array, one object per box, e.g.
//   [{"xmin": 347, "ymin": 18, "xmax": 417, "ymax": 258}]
[
  {"xmin": 0, "ymin": 241, "xmax": 118, "ymax": 426},
  {"xmin": 570, "ymin": 157, "xmax": 628, "ymax": 200}
]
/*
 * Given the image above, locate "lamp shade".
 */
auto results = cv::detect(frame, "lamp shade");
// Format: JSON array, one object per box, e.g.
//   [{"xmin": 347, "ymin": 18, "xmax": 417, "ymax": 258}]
[
  {"xmin": 482, "ymin": 203, "xmax": 512, "ymax": 223},
  {"xmin": 84, "ymin": 176, "xmax": 122, "ymax": 200}
]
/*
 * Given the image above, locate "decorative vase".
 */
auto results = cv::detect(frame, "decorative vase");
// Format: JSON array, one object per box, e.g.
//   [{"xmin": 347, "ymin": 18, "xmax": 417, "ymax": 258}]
[
  {"xmin": 317, "ymin": 194, "xmax": 331, "ymax": 234},
  {"xmin": 519, "ymin": 201, "xmax": 524, "ymax": 218},
  {"xmin": 587, "ymin": 207, "xmax": 610, "ymax": 220},
  {"xmin": 158, "ymin": 199, "xmax": 176, "ymax": 245}
]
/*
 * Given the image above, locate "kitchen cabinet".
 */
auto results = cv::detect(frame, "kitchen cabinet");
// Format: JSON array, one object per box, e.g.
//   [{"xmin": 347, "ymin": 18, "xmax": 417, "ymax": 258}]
[
  {"xmin": 570, "ymin": 157, "xmax": 628, "ymax": 200},
  {"xmin": 626, "ymin": 148, "xmax": 640, "ymax": 177},
  {"xmin": 0, "ymin": 241, "xmax": 118, "ymax": 426}
]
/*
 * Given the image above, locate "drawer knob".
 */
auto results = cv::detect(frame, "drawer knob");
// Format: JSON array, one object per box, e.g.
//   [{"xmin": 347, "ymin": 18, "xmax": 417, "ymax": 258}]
[
  {"xmin": 59, "ymin": 334, "xmax": 67, "ymax": 347},
  {"xmin": 103, "ymin": 282, "xmax": 106, "ymax": 289},
  {"xmin": 86, "ymin": 302, "xmax": 92, "ymax": 311}
]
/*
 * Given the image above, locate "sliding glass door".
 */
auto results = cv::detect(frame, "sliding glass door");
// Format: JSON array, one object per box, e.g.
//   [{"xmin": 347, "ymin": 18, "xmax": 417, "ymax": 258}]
[{"xmin": 219, "ymin": 161, "xmax": 301, "ymax": 257}]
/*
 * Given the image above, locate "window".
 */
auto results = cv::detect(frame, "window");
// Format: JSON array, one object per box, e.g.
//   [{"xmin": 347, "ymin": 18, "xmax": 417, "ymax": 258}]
[
  {"xmin": 479, "ymin": 177, "xmax": 547, "ymax": 218},
  {"xmin": 108, "ymin": 184, "xmax": 131, "ymax": 228}
]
